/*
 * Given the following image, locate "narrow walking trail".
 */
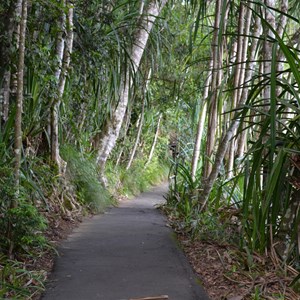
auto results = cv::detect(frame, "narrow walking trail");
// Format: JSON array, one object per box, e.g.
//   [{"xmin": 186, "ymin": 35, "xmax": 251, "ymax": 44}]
[{"xmin": 42, "ymin": 183, "xmax": 209, "ymax": 300}]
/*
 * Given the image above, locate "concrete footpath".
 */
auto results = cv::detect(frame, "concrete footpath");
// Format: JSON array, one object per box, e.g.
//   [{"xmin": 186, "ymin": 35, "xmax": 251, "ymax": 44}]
[{"xmin": 42, "ymin": 183, "xmax": 209, "ymax": 300}]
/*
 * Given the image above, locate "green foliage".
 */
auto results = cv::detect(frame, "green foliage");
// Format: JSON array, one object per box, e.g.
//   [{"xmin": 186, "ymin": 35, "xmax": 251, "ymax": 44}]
[
  {"xmin": 107, "ymin": 158, "xmax": 169, "ymax": 198},
  {"xmin": 166, "ymin": 161, "xmax": 236, "ymax": 242},
  {"xmin": 61, "ymin": 145, "xmax": 113, "ymax": 212},
  {"xmin": 0, "ymin": 255, "xmax": 46, "ymax": 299},
  {"xmin": 0, "ymin": 168, "xmax": 47, "ymax": 253}
]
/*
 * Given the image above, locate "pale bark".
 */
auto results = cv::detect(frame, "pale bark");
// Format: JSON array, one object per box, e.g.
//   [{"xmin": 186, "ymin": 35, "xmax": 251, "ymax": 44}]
[
  {"xmin": 145, "ymin": 113, "xmax": 162, "ymax": 167},
  {"xmin": 10, "ymin": 0, "xmax": 23, "ymax": 97},
  {"xmin": 263, "ymin": 0, "xmax": 276, "ymax": 105},
  {"xmin": 237, "ymin": 9, "xmax": 262, "ymax": 159},
  {"xmin": 126, "ymin": 69, "xmax": 151, "ymax": 170},
  {"xmin": 204, "ymin": 0, "xmax": 224, "ymax": 178},
  {"xmin": 261, "ymin": 0, "xmax": 276, "ymax": 185},
  {"xmin": 191, "ymin": 60, "xmax": 212, "ymax": 180},
  {"xmin": 115, "ymin": 107, "xmax": 133, "ymax": 167},
  {"xmin": 126, "ymin": 99, "xmax": 145, "ymax": 170},
  {"xmin": 51, "ymin": 0, "xmax": 74, "ymax": 172},
  {"xmin": 50, "ymin": 1, "xmax": 65, "ymax": 166},
  {"xmin": 276, "ymin": 0, "xmax": 288, "ymax": 97},
  {"xmin": 2, "ymin": 71, "xmax": 11, "ymax": 123},
  {"xmin": 200, "ymin": 97, "xmax": 251, "ymax": 211},
  {"xmin": 200, "ymin": 5, "xmax": 262, "ymax": 209},
  {"xmin": 1, "ymin": 0, "xmax": 23, "ymax": 124},
  {"xmin": 96, "ymin": 0, "xmax": 167, "ymax": 173},
  {"xmin": 227, "ymin": 2, "xmax": 246, "ymax": 177},
  {"xmin": 9, "ymin": 0, "xmax": 27, "ymax": 258},
  {"xmin": 14, "ymin": 0, "xmax": 27, "ymax": 193},
  {"xmin": 116, "ymin": 147, "xmax": 124, "ymax": 167},
  {"xmin": 228, "ymin": 2, "xmax": 253, "ymax": 175}
]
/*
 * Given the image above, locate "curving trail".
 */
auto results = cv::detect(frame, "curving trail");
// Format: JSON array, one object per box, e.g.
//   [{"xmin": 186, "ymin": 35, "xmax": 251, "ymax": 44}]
[{"xmin": 42, "ymin": 183, "xmax": 209, "ymax": 300}]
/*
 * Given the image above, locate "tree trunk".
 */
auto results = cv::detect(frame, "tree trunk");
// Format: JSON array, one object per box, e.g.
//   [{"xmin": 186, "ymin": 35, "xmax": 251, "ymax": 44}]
[
  {"xmin": 203, "ymin": 0, "xmax": 225, "ymax": 178},
  {"xmin": 263, "ymin": 0, "xmax": 276, "ymax": 104},
  {"xmin": 115, "ymin": 106, "xmax": 133, "ymax": 167},
  {"xmin": 200, "ymin": 4, "xmax": 263, "ymax": 209},
  {"xmin": 0, "ymin": 0, "xmax": 23, "ymax": 124},
  {"xmin": 13, "ymin": 0, "xmax": 27, "ymax": 197},
  {"xmin": 145, "ymin": 113, "xmax": 162, "ymax": 167},
  {"xmin": 96, "ymin": 0, "xmax": 167, "ymax": 175},
  {"xmin": 191, "ymin": 60, "xmax": 212, "ymax": 180},
  {"xmin": 126, "ymin": 69, "xmax": 151, "ymax": 170},
  {"xmin": 10, "ymin": 0, "xmax": 27, "ymax": 258},
  {"xmin": 126, "ymin": 99, "xmax": 145, "ymax": 170},
  {"xmin": 200, "ymin": 104, "xmax": 246, "ymax": 211},
  {"xmin": 227, "ymin": 2, "xmax": 246, "ymax": 177},
  {"xmin": 51, "ymin": 0, "xmax": 74, "ymax": 172},
  {"xmin": 236, "ymin": 8, "xmax": 262, "ymax": 159},
  {"xmin": 2, "ymin": 70, "xmax": 11, "ymax": 123},
  {"xmin": 276, "ymin": 0, "xmax": 288, "ymax": 97},
  {"xmin": 262, "ymin": 0, "xmax": 276, "ymax": 185}
]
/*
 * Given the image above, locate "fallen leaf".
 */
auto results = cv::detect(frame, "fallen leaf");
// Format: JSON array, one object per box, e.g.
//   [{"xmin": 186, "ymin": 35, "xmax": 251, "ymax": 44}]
[{"xmin": 227, "ymin": 296, "xmax": 243, "ymax": 300}]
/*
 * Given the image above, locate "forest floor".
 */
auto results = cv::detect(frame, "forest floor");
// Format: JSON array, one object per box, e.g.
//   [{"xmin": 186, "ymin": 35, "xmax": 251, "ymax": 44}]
[{"xmin": 172, "ymin": 227, "xmax": 300, "ymax": 299}]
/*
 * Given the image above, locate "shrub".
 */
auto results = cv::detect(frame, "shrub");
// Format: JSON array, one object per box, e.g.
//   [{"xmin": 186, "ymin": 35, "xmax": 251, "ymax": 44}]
[{"xmin": 61, "ymin": 145, "xmax": 113, "ymax": 212}]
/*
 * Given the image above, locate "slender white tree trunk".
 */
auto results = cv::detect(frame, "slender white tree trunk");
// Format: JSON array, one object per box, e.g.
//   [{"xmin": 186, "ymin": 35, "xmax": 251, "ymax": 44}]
[
  {"xmin": 145, "ymin": 113, "xmax": 162, "ymax": 167},
  {"xmin": 227, "ymin": 2, "xmax": 246, "ymax": 177},
  {"xmin": 10, "ymin": 0, "xmax": 27, "ymax": 258},
  {"xmin": 204, "ymin": 0, "xmax": 224, "ymax": 178},
  {"xmin": 1, "ymin": 0, "xmax": 23, "ymax": 124},
  {"xmin": 236, "ymin": 11, "xmax": 262, "ymax": 159},
  {"xmin": 228, "ymin": 2, "xmax": 253, "ymax": 176},
  {"xmin": 191, "ymin": 60, "xmax": 212, "ymax": 180},
  {"xmin": 276, "ymin": 0, "xmax": 288, "ymax": 97},
  {"xmin": 2, "ymin": 70, "xmax": 11, "ymax": 123},
  {"xmin": 14, "ymin": 0, "xmax": 27, "ymax": 195},
  {"xmin": 96, "ymin": 0, "xmax": 167, "ymax": 174},
  {"xmin": 263, "ymin": 0, "xmax": 276, "ymax": 104},
  {"xmin": 261, "ymin": 0, "xmax": 276, "ymax": 185},
  {"xmin": 126, "ymin": 69, "xmax": 151, "ymax": 170},
  {"xmin": 115, "ymin": 107, "xmax": 133, "ymax": 167},
  {"xmin": 126, "ymin": 99, "xmax": 145, "ymax": 170},
  {"xmin": 51, "ymin": 0, "xmax": 74, "ymax": 172},
  {"xmin": 200, "ymin": 4, "xmax": 262, "ymax": 209}
]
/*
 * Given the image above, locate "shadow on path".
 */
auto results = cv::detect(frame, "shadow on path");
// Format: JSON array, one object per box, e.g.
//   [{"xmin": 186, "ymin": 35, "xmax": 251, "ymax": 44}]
[{"xmin": 42, "ymin": 183, "xmax": 209, "ymax": 300}]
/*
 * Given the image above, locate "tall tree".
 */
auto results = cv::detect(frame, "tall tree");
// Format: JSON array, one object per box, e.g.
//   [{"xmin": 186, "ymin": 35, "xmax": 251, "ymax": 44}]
[
  {"xmin": 191, "ymin": 60, "xmax": 212, "ymax": 180},
  {"xmin": 203, "ymin": 0, "xmax": 226, "ymax": 178},
  {"xmin": 51, "ymin": 0, "xmax": 74, "ymax": 172},
  {"xmin": 10, "ymin": 0, "xmax": 27, "ymax": 257},
  {"xmin": 227, "ymin": 2, "xmax": 246, "ymax": 177},
  {"xmin": 0, "ymin": 0, "xmax": 23, "ymax": 125},
  {"xmin": 96, "ymin": 0, "xmax": 167, "ymax": 178},
  {"xmin": 126, "ymin": 69, "xmax": 151, "ymax": 170},
  {"xmin": 145, "ymin": 113, "xmax": 162, "ymax": 167},
  {"xmin": 14, "ymin": 0, "xmax": 27, "ymax": 196}
]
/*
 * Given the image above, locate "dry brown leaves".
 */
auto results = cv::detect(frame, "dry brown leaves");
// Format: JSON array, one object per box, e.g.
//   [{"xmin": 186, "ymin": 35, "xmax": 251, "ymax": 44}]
[{"xmin": 177, "ymin": 234, "xmax": 300, "ymax": 300}]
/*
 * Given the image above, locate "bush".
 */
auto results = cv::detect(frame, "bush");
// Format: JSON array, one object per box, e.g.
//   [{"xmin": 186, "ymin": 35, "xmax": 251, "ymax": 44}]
[
  {"xmin": 106, "ymin": 158, "xmax": 169, "ymax": 198},
  {"xmin": 61, "ymin": 145, "xmax": 113, "ymax": 212},
  {"xmin": 0, "ymin": 169, "xmax": 47, "ymax": 253}
]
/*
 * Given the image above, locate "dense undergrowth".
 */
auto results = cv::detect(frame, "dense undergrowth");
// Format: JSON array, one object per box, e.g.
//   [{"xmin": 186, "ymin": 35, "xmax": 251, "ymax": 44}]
[
  {"xmin": 164, "ymin": 157, "xmax": 300, "ymax": 299},
  {"xmin": 0, "ymin": 146, "xmax": 169, "ymax": 299}
]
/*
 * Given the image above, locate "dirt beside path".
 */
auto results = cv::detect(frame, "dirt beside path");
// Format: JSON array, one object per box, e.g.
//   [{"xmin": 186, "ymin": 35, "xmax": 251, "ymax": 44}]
[{"xmin": 42, "ymin": 183, "xmax": 209, "ymax": 300}]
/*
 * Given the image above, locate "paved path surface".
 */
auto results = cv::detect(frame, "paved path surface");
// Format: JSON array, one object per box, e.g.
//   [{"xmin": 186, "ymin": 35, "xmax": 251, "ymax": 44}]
[{"xmin": 42, "ymin": 183, "xmax": 209, "ymax": 300}]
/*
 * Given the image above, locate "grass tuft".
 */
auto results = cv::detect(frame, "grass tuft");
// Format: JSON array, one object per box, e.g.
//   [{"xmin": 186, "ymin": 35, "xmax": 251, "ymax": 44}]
[{"xmin": 61, "ymin": 145, "xmax": 114, "ymax": 213}]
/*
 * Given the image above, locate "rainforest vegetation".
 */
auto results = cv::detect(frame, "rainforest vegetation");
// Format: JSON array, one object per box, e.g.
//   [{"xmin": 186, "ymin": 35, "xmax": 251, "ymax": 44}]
[{"xmin": 1, "ymin": 0, "xmax": 300, "ymax": 298}]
